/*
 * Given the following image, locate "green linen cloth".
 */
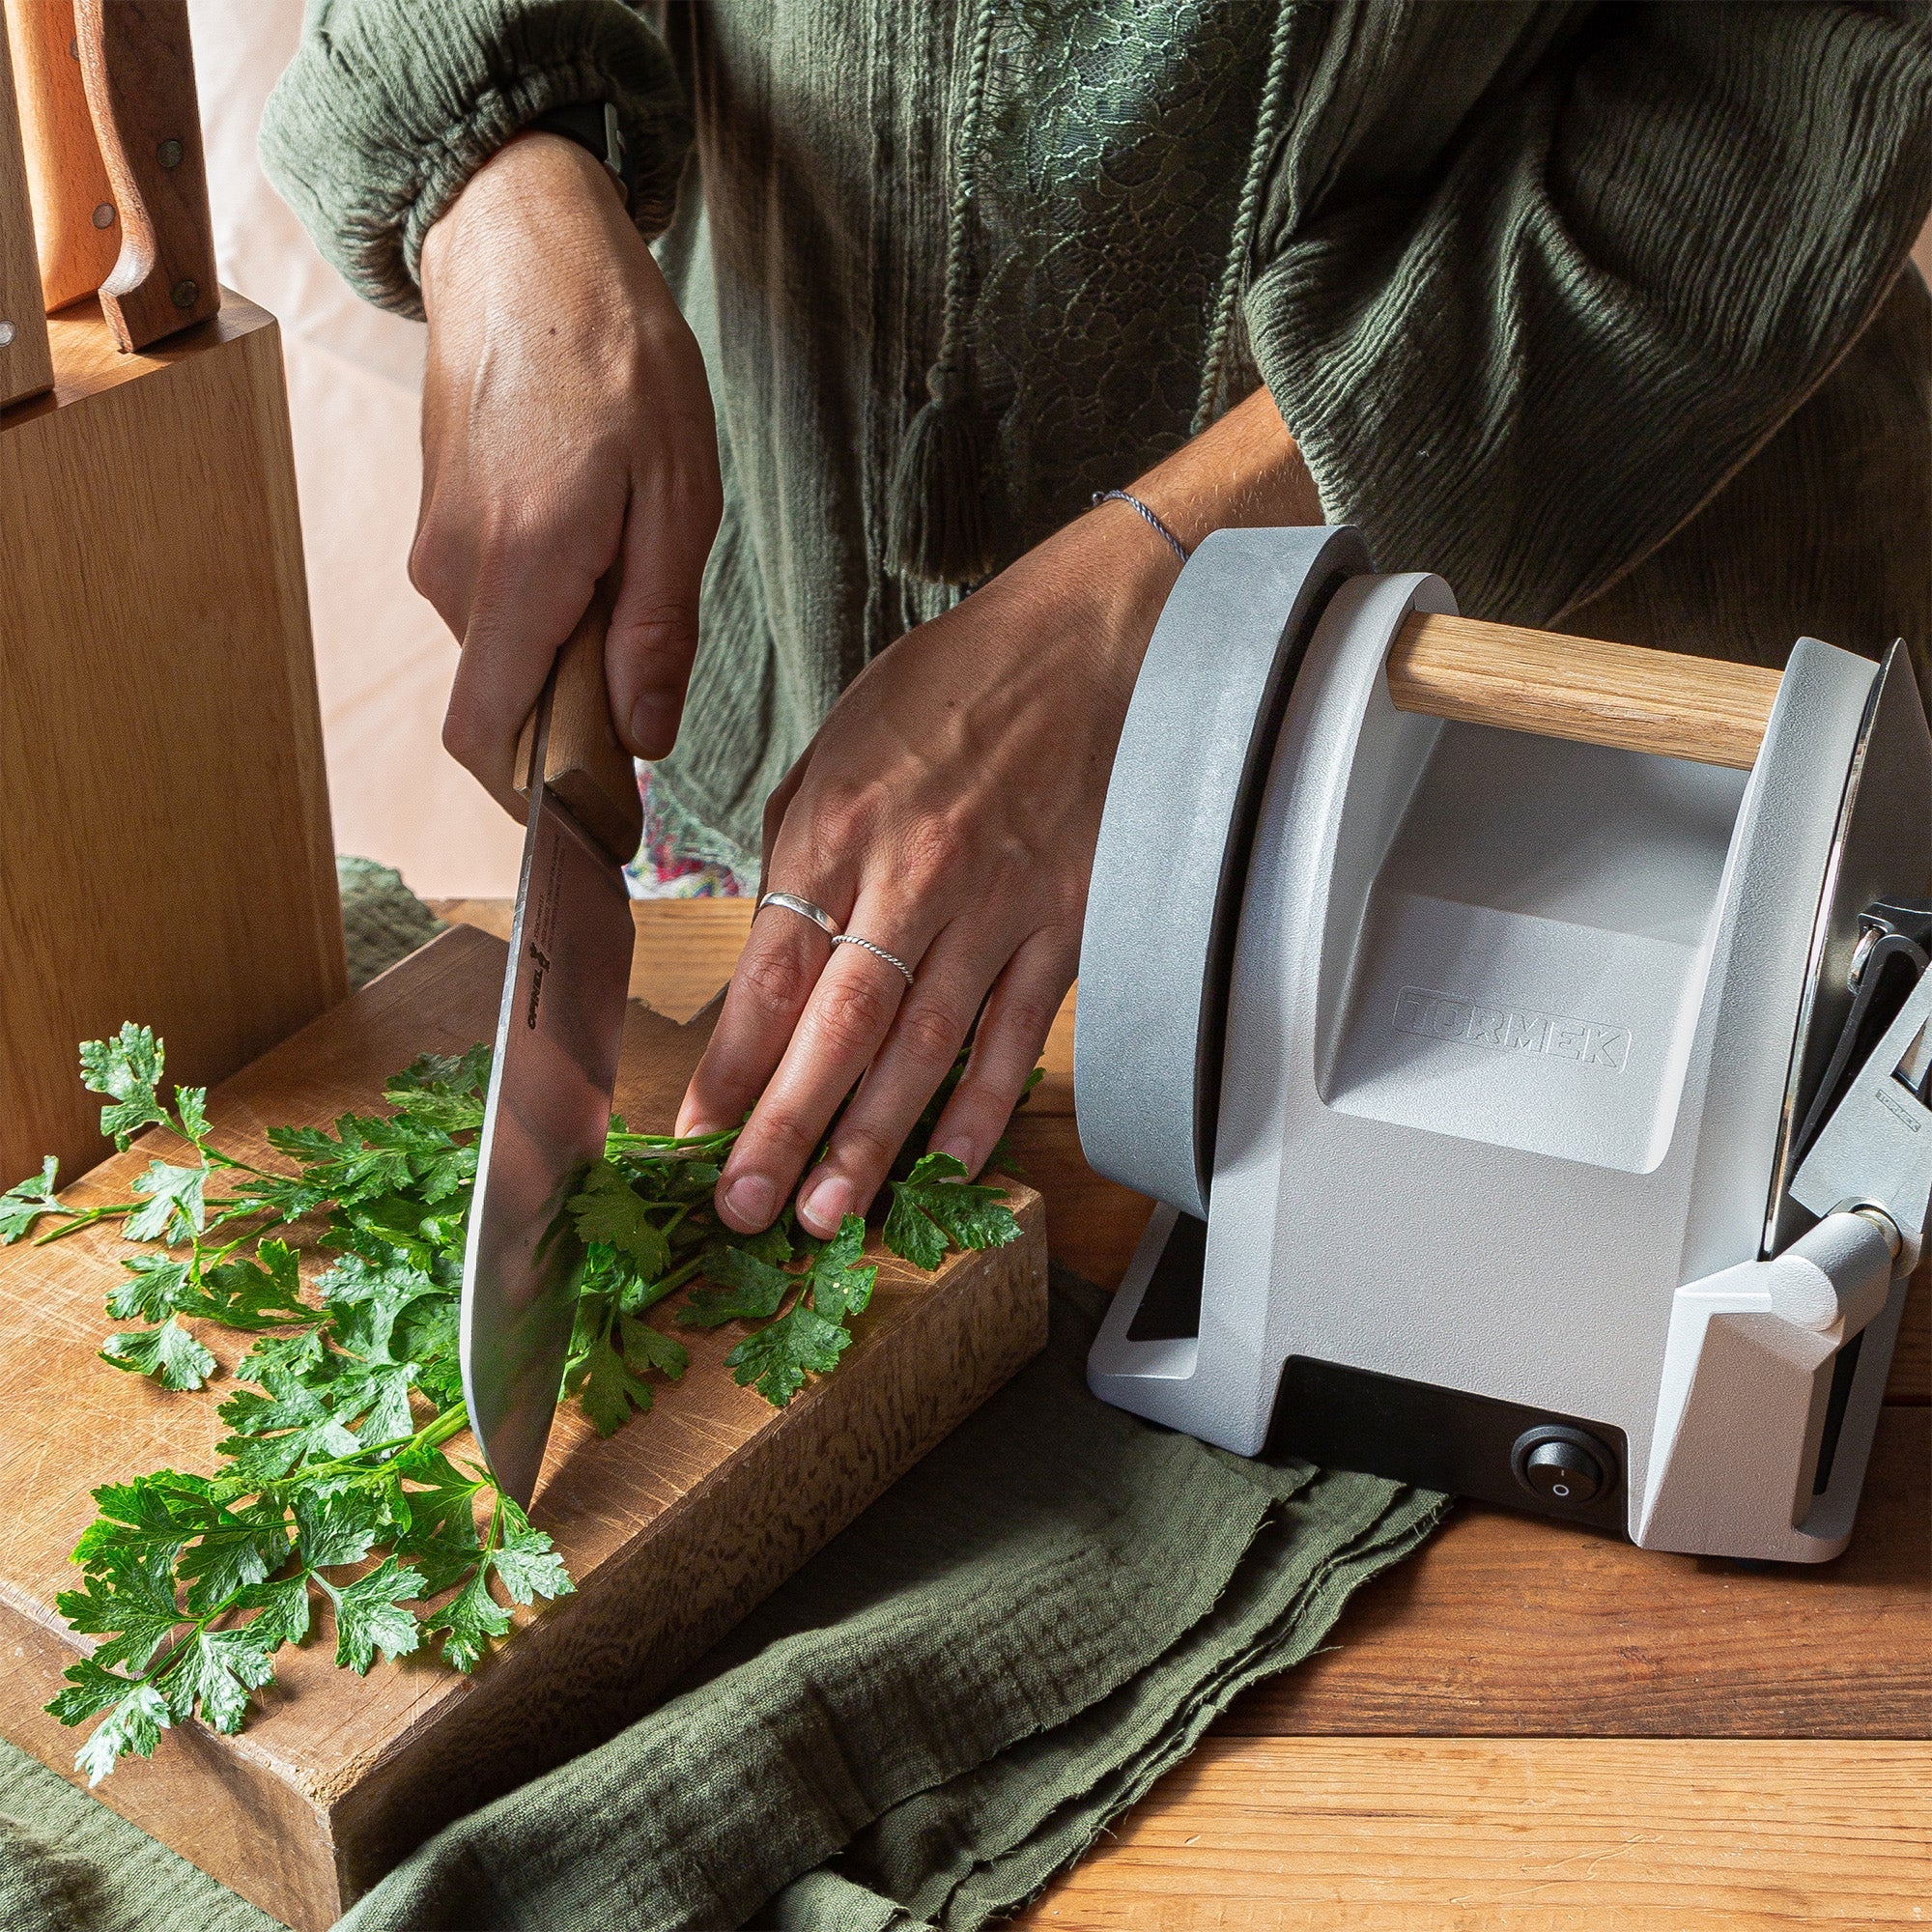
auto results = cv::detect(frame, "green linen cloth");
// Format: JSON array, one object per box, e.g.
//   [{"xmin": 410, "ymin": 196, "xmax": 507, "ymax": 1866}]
[
  {"xmin": 0, "ymin": 871, "xmax": 1443, "ymax": 1930},
  {"xmin": 337, "ymin": 857, "xmax": 447, "ymax": 989},
  {"xmin": 260, "ymin": 2, "xmax": 1932, "ymax": 874}
]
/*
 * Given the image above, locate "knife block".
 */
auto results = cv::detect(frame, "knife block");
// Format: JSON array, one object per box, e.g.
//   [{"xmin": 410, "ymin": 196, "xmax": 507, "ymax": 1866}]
[
  {"xmin": 1, "ymin": 0, "xmax": 342, "ymax": 1186},
  {"xmin": 0, "ymin": 293, "xmax": 347, "ymax": 1187}
]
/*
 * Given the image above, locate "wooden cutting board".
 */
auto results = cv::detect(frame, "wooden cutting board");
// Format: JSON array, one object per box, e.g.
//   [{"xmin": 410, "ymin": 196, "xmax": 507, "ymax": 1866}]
[{"xmin": 0, "ymin": 923, "xmax": 1048, "ymax": 1929}]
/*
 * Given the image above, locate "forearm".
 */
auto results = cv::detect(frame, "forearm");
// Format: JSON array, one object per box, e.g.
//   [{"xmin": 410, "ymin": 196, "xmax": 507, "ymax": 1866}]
[
  {"xmin": 1123, "ymin": 386, "xmax": 1324, "ymax": 553},
  {"xmin": 1244, "ymin": 4, "xmax": 1932, "ymax": 625}
]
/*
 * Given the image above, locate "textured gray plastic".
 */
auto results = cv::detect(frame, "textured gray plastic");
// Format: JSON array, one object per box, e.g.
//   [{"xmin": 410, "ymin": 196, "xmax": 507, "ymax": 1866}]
[{"xmin": 1074, "ymin": 525, "xmax": 1371, "ymax": 1218}]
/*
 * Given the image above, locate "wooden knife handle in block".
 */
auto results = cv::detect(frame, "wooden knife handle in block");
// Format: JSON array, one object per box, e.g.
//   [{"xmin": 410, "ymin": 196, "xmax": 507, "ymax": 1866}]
[
  {"xmin": 4, "ymin": 0, "xmax": 117, "ymax": 312},
  {"xmin": 0, "ymin": 7, "xmax": 53, "ymax": 405},
  {"xmin": 1386, "ymin": 611, "xmax": 1780, "ymax": 771},
  {"xmin": 515, "ymin": 575, "xmax": 647, "ymax": 866},
  {"xmin": 74, "ymin": 0, "xmax": 217, "ymax": 351}
]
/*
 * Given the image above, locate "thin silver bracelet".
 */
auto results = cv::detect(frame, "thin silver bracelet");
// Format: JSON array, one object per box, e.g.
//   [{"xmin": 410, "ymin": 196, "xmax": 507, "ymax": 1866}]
[{"xmin": 1092, "ymin": 489, "xmax": 1189, "ymax": 566}]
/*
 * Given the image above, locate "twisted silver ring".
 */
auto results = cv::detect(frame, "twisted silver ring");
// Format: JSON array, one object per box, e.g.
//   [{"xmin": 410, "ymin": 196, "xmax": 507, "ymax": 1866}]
[
  {"xmin": 756, "ymin": 891, "xmax": 841, "ymax": 940},
  {"xmin": 832, "ymin": 933, "xmax": 915, "ymax": 988}
]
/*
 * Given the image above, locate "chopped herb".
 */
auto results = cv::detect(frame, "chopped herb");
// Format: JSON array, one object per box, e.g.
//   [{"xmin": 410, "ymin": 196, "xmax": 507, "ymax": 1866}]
[{"xmin": 7, "ymin": 1024, "xmax": 1027, "ymax": 1779}]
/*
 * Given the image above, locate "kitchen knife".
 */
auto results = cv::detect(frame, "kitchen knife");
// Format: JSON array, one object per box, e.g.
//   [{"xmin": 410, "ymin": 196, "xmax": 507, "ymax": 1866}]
[
  {"xmin": 73, "ymin": 0, "xmax": 217, "ymax": 351},
  {"xmin": 460, "ymin": 578, "xmax": 641, "ymax": 1509},
  {"xmin": 5, "ymin": 0, "xmax": 120, "ymax": 314}
]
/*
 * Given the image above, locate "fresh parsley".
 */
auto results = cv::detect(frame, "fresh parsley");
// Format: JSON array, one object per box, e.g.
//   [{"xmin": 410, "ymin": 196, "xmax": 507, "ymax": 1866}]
[{"xmin": 7, "ymin": 1023, "xmax": 1027, "ymax": 1781}]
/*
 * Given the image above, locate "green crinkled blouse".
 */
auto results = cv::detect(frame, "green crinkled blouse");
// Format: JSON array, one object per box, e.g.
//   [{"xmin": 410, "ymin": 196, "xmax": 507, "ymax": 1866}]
[{"xmin": 262, "ymin": 0, "xmax": 1932, "ymax": 879}]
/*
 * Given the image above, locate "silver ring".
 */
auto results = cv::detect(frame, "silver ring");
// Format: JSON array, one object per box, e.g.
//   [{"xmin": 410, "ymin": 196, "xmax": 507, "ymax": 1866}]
[
  {"xmin": 832, "ymin": 933, "xmax": 915, "ymax": 988},
  {"xmin": 756, "ymin": 892, "xmax": 842, "ymax": 940}
]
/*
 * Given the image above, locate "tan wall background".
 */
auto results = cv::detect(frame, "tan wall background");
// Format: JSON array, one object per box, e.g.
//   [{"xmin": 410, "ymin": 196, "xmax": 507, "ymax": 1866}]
[{"xmin": 191, "ymin": 1, "xmax": 524, "ymax": 900}]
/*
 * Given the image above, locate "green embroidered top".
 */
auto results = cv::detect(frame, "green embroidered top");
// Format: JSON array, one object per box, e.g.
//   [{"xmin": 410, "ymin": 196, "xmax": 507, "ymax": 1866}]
[{"xmin": 262, "ymin": 1, "xmax": 1932, "ymax": 874}]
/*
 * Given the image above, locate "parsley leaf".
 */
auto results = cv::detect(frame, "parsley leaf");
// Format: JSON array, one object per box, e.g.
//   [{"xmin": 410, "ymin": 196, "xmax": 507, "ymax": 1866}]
[
  {"xmin": 159, "ymin": 1625, "xmax": 279, "ymax": 1732},
  {"xmin": 679, "ymin": 1244, "xmax": 793, "ymax": 1327},
  {"xmin": 0, "ymin": 1155, "xmax": 63, "ymax": 1243},
  {"xmin": 806, "ymin": 1216, "xmax": 877, "ymax": 1322},
  {"xmin": 106, "ymin": 1253, "xmax": 191, "ymax": 1322},
  {"xmin": 569, "ymin": 1161, "xmax": 670, "ymax": 1281},
  {"xmin": 72, "ymin": 1684, "xmax": 171, "ymax": 1786},
  {"xmin": 620, "ymin": 1317, "xmax": 689, "ymax": 1382},
  {"xmin": 80, "ymin": 1025, "xmax": 170, "ymax": 1150},
  {"xmin": 123, "ymin": 1160, "xmax": 208, "ymax": 1245},
  {"xmin": 423, "ymin": 1566, "xmax": 511, "ymax": 1672},
  {"xmin": 196, "ymin": 1239, "xmax": 310, "ymax": 1329},
  {"xmin": 724, "ymin": 1302, "xmax": 850, "ymax": 1407},
  {"xmin": 565, "ymin": 1330, "xmax": 658, "ymax": 1435},
  {"xmin": 884, "ymin": 1152, "xmax": 1020, "ymax": 1271},
  {"xmin": 294, "ymin": 1485, "xmax": 385, "ymax": 1571},
  {"xmin": 491, "ymin": 1501, "xmax": 573, "ymax": 1605},
  {"xmin": 99, "ymin": 1319, "xmax": 217, "ymax": 1392},
  {"xmin": 329, "ymin": 1556, "xmax": 425, "ymax": 1674}
]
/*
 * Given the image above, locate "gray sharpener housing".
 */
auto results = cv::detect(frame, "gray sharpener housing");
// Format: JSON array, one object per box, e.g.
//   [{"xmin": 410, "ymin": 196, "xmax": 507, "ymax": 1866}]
[{"xmin": 1078, "ymin": 528, "xmax": 1925, "ymax": 1562}]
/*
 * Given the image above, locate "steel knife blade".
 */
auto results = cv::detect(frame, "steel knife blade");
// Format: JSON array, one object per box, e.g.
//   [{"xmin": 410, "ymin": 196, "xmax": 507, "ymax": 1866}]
[{"xmin": 460, "ymin": 584, "xmax": 640, "ymax": 1508}]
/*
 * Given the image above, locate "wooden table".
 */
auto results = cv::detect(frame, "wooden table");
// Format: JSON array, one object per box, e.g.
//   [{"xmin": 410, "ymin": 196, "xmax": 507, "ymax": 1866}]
[{"xmin": 435, "ymin": 897, "xmax": 1932, "ymax": 1929}]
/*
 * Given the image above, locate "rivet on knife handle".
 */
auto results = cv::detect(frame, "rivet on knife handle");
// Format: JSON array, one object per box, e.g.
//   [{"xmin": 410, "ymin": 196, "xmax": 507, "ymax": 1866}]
[
  {"xmin": 73, "ymin": 0, "xmax": 217, "ymax": 352},
  {"xmin": 514, "ymin": 573, "xmax": 646, "ymax": 867}
]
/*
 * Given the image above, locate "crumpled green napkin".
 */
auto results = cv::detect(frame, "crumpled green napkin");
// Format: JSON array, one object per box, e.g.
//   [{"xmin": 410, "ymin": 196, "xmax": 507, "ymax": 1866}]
[{"xmin": 336, "ymin": 1273, "xmax": 1440, "ymax": 1932}]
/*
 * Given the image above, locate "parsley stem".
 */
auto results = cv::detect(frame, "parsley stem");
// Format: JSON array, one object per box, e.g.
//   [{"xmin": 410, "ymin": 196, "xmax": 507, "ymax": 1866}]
[
  {"xmin": 32, "ymin": 1203, "xmax": 139, "ymax": 1244},
  {"xmin": 270, "ymin": 1401, "xmax": 473, "ymax": 1492}
]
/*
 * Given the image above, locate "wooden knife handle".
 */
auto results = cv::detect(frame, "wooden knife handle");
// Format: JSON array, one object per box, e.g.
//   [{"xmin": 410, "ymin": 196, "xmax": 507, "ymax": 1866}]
[
  {"xmin": 1386, "ymin": 611, "xmax": 1781, "ymax": 771},
  {"xmin": 4, "ymin": 0, "xmax": 116, "ymax": 311},
  {"xmin": 73, "ymin": 0, "xmax": 216, "ymax": 351},
  {"xmin": 0, "ymin": 7, "xmax": 53, "ymax": 404},
  {"xmin": 515, "ymin": 576, "xmax": 647, "ymax": 866}
]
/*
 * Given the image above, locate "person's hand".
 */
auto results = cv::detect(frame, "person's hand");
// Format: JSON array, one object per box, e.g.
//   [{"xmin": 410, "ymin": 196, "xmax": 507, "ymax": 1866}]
[
  {"xmin": 412, "ymin": 132, "xmax": 722, "ymax": 810},
  {"xmin": 674, "ymin": 508, "xmax": 1179, "ymax": 1239},
  {"xmin": 676, "ymin": 384, "xmax": 1321, "ymax": 1241}
]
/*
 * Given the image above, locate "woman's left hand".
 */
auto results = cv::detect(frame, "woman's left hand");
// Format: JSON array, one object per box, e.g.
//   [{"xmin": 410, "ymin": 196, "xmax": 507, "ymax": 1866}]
[
  {"xmin": 677, "ymin": 386, "xmax": 1322, "ymax": 1239},
  {"xmin": 674, "ymin": 507, "xmax": 1176, "ymax": 1238}
]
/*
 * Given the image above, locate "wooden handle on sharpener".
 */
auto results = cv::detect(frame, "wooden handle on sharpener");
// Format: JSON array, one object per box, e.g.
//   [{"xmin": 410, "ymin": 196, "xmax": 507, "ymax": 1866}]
[
  {"xmin": 1386, "ymin": 611, "xmax": 1781, "ymax": 771},
  {"xmin": 515, "ymin": 575, "xmax": 646, "ymax": 866},
  {"xmin": 73, "ymin": 0, "xmax": 217, "ymax": 351},
  {"xmin": 5, "ymin": 0, "xmax": 118, "ymax": 312}
]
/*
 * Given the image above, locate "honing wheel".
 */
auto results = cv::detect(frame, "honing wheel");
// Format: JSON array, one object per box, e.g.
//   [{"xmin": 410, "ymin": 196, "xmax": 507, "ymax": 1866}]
[{"xmin": 1075, "ymin": 526, "xmax": 1932, "ymax": 1561}]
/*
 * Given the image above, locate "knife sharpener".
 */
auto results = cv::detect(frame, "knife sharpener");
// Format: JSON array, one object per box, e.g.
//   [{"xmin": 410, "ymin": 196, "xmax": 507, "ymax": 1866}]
[{"xmin": 1076, "ymin": 526, "xmax": 1932, "ymax": 1560}]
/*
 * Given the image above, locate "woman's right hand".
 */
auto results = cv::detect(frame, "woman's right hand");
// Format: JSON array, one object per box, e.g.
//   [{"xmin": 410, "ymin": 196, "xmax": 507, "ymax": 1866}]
[{"xmin": 413, "ymin": 131, "xmax": 722, "ymax": 813}]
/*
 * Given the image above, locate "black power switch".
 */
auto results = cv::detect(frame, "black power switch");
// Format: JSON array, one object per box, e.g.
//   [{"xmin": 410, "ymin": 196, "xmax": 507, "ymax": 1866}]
[{"xmin": 1510, "ymin": 1426, "xmax": 1610, "ymax": 1507}]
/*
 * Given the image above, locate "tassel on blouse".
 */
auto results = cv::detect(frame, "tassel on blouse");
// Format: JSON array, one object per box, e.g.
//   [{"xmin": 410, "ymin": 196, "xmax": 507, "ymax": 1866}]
[
  {"xmin": 888, "ymin": 366, "xmax": 1005, "ymax": 583},
  {"xmin": 889, "ymin": 0, "xmax": 1004, "ymax": 583}
]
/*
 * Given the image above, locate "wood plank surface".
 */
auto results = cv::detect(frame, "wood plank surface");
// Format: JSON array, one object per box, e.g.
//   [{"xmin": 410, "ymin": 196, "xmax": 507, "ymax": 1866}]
[
  {"xmin": 1, "ymin": 289, "xmax": 345, "ymax": 1190},
  {"xmin": 1016, "ymin": 1738, "xmax": 1932, "ymax": 1930},
  {"xmin": 4, "ymin": 0, "xmax": 119, "ymax": 310},
  {"xmin": 1225, "ymin": 1405, "xmax": 1929, "ymax": 1740},
  {"xmin": 0, "ymin": 5, "xmax": 54, "ymax": 406},
  {"xmin": 1387, "ymin": 611, "xmax": 1782, "ymax": 770},
  {"xmin": 0, "ymin": 923, "xmax": 1048, "ymax": 1929}
]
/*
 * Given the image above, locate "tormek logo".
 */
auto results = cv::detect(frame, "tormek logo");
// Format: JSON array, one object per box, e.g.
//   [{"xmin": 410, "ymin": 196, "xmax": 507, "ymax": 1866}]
[{"xmin": 1392, "ymin": 986, "xmax": 1632, "ymax": 1071}]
